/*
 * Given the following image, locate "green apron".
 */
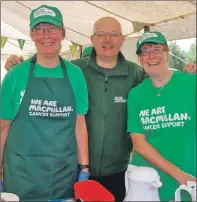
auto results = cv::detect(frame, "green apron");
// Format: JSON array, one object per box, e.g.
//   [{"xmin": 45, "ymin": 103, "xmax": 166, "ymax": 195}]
[{"xmin": 3, "ymin": 55, "xmax": 78, "ymax": 201}]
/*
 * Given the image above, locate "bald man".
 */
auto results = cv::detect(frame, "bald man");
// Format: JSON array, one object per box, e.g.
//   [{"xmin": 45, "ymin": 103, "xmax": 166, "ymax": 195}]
[
  {"xmin": 73, "ymin": 17, "xmax": 145, "ymax": 201},
  {"xmin": 4, "ymin": 17, "xmax": 195, "ymax": 201}
]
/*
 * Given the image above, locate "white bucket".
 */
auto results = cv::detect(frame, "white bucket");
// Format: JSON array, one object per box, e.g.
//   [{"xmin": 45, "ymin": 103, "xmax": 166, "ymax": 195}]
[
  {"xmin": 175, "ymin": 181, "xmax": 196, "ymax": 201},
  {"xmin": 0, "ymin": 193, "xmax": 19, "ymax": 201}
]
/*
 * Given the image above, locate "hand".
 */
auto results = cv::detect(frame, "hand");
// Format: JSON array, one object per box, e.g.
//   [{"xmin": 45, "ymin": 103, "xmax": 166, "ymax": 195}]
[
  {"xmin": 182, "ymin": 63, "xmax": 197, "ymax": 74},
  {"xmin": 5, "ymin": 55, "xmax": 24, "ymax": 71},
  {"xmin": 176, "ymin": 171, "xmax": 196, "ymax": 185},
  {"xmin": 77, "ymin": 170, "xmax": 90, "ymax": 182},
  {"xmin": 0, "ymin": 180, "xmax": 3, "ymax": 192}
]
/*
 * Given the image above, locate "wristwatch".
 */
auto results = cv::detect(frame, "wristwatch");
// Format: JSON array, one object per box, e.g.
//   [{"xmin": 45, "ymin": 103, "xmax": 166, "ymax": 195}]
[{"xmin": 78, "ymin": 164, "xmax": 89, "ymax": 170}]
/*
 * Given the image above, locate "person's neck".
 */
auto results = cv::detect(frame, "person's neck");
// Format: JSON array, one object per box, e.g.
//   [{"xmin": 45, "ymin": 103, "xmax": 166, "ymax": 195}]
[
  {"xmin": 151, "ymin": 70, "xmax": 173, "ymax": 87},
  {"xmin": 96, "ymin": 55, "xmax": 118, "ymax": 69},
  {"xmin": 36, "ymin": 54, "xmax": 60, "ymax": 68}
]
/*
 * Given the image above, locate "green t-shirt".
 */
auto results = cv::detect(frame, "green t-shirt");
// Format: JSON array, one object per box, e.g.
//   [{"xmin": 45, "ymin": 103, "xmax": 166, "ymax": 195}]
[
  {"xmin": 0, "ymin": 57, "xmax": 88, "ymax": 120},
  {"xmin": 127, "ymin": 71, "xmax": 196, "ymax": 201}
]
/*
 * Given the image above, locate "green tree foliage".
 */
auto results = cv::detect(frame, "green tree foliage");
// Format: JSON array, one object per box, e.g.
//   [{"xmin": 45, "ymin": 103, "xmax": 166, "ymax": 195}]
[
  {"xmin": 187, "ymin": 42, "xmax": 196, "ymax": 64},
  {"xmin": 168, "ymin": 42, "xmax": 188, "ymax": 71}
]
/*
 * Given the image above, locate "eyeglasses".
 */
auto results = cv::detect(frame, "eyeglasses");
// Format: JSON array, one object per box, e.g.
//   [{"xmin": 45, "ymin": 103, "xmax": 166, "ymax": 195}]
[
  {"xmin": 32, "ymin": 25, "xmax": 61, "ymax": 35},
  {"xmin": 140, "ymin": 48, "xmax": 166, "ymax": 56},
  {"xmin": 93, "ymin": 31, "xmax": 122, "ymax": 39}
]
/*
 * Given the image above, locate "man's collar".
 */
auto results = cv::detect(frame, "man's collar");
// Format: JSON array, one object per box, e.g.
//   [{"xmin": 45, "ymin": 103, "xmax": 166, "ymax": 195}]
[{"xmin": 88, "ymin": 48, "xmax": 129, "ymax": 76}]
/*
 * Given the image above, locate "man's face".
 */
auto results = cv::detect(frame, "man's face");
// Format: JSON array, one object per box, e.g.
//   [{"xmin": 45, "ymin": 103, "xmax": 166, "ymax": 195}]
[
  {"xmin": 91, "ymin": 18, "xmax": 124, "ymax": 58},
  {"xmin": 30, "ymin": 23, "xmax": 64, "ymax": 57},
  {"xmin": 139, "ymin": 43, "xmax": 169, "ymax": 77}
]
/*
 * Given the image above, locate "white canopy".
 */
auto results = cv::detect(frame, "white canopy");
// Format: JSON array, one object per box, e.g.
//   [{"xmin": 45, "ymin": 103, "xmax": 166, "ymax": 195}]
[{"xmin": 1, "ymin": 1, "xmax": 196, "ymax": 56}]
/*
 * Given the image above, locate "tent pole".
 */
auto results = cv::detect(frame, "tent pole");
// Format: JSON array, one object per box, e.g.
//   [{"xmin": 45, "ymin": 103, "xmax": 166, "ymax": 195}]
[
  {"xmin": 144, "ymin": 26, "xmax": 150, "ymax": 32},
  {"xmin": 79, "ymin": 45, "xmax": 83, "ymax": 58}
]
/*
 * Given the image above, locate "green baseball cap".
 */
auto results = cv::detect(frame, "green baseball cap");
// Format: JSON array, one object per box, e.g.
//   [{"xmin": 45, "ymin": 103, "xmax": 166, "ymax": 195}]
[
  {"xmin": 82, "ymin": 46, "xmax": 93, "ymax": 58},
  {"xmin": 136, "ymin": 31, "xmax": 167, "ymax": 55},
  {"xmin": 30, "ymin": 5, "xmax": 63, "ymax": 29}
]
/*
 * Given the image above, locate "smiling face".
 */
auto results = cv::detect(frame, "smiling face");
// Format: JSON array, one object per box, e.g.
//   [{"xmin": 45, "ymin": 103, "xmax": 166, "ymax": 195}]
[
  {"xmin": 139, "ymin": 43, "xmax": 169, "ymax": 77},
  {"xmin": 30, "ymin": 23, "xmax": 64, "ymax": 58},
  {"xmin": 90, "ymin": 17, "xmax": 124, "ymax": 59}
]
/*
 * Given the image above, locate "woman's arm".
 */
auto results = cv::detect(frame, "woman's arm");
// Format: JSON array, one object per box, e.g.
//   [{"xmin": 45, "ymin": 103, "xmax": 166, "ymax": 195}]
[
  {"xmin": 75, "ymin": 115, "xmax": 89, "ymax": 173},
  {"xmin": 131, "ymin": 133, "xmax": 196, "ymax": 184}
]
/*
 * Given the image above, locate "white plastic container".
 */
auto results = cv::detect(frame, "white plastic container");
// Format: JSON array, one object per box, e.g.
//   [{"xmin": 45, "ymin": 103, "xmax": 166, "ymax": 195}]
[
  {"xmin": 124, "ymin": 165, "xmax": 162, "ymax": 201},
  {"xmin": 0, "ymin": 193, "xmax": 19, "ymax": 201},
  {"xmin": 175, "ymin": 181, "xmax": 196, "ymax": 201}
]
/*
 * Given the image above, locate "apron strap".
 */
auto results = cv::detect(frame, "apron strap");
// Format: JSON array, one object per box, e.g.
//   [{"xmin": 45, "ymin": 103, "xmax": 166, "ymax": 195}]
[
  {"xmin": 29, "ymin": 54, "xmax": 37, "ymax": 77},
  {"xmin": 59, "ymin": 56, "xmax": 68, "ymax": 78},
  {"xmin": 30, "ymin": 54, "xmax": 37, "ymax": 63}
]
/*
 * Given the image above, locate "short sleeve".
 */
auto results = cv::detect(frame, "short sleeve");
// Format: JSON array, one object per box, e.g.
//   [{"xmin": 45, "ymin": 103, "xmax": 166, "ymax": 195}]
[
  {"xmin": 61, "ymin": 60, "xmax": 89, "ymax": 115},
  {"xmin": 190, "ymin": 74, "xmax": 196, "ymax": 95},
  {"xmin": 74, "ymin": 70, "xmax": 89, "ymax": 114},
  {"xmin": 127, "ymin": 89, "xmax": 144, "ymax": 134},
  {"xmin": 0, "ymin": 71, "xmax": 15, "ymax": 120}
]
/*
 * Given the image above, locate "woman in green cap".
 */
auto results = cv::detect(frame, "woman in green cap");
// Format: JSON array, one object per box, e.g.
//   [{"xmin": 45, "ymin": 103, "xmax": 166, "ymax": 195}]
[
  {"xmin": 127, "ymin": 31, "xmax": 196, "ymax": 201},
  {"xmin": 0, "ymin": 4, "xmax": 90, "ymax": 200}
]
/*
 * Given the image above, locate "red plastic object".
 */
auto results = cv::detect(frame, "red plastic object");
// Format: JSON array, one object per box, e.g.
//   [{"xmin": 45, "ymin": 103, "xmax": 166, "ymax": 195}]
[{"xmin": 74, "ymin": 180, "xmax": 115, "ymax": 201}]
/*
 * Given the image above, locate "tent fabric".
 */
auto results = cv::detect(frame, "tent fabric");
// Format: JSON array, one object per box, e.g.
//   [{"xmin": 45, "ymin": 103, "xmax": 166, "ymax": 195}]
[{"xmin": 1, "ymin": 1, "xmax": 196, "ymax": 56}]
